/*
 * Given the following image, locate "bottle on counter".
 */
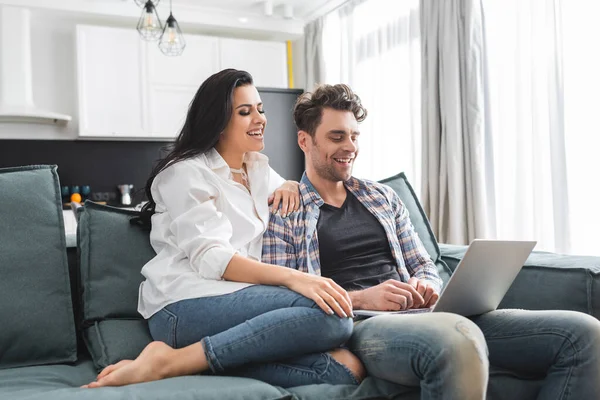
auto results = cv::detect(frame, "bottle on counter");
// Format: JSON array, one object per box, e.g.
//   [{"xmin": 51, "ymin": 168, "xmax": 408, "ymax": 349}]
[{"xmin": 81, "ymin": 185, "xmax": 91, "ymax": 202}]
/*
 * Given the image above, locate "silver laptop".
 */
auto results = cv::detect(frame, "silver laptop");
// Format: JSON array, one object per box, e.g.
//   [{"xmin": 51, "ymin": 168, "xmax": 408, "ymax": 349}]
[{"xmin": 354, "ymin": 239, "xmax": 537, "ymax": 318}]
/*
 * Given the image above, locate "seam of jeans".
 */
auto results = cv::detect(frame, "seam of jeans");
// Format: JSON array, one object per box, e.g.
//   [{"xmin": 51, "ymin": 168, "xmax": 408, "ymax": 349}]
[
  {"xmin": 355, "ymin": 341, "xmax": 436, "ymax": 378},
  {"xmin": 268, "ymin": 356, "xmax": 358, "ymax": 386},
  {"xmin": 269, "ymin": 362, "xmax": 324, "ymax": 383},
  {"xmin": 160, "ymin": 306, "xmax": 179, "ymax": 348},
  {"xmin": 201, "ymin": 337, "xmax": 224, "ymax": 373},
  {"xmin": 325, "ymin": 353, "xmax": 361, "ymax": 385},
  {"xmin": 216, "ymin": 310, "xmax": 341, "ymax": 354},
  {"xmin": 486, "ymin": 331, "xmax": 578, "ymax": 400}
]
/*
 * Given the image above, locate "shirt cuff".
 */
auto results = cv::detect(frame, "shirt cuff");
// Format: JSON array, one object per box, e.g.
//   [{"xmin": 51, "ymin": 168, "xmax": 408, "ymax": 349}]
[{"xmin": 197, "ymin": 246, "xmax": 237, "ymax": 280}]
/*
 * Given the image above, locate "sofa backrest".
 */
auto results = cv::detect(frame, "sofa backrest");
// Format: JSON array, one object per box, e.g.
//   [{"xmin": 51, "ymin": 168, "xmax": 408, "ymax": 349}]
[
  {"xmin": 0, "ymin": 165, "xmax": 78, "ymax": 369},
  {"xmin": 378, "ymin": 173, "xmax": 452, "ymax": 285},
  {"xmin": 77, "ymin": 201, "xmax": 155, "ymax": 369}
]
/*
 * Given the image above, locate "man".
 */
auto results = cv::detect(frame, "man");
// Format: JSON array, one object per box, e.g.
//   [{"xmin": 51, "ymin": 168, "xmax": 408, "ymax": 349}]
[{"xmin": 263, "ymin": 83, "xmax": 600, "ymax": 399}]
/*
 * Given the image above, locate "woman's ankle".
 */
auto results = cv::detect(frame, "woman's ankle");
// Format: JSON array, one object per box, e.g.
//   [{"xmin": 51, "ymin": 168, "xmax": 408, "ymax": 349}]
[{"xmin": 168, "ymin": 341, "xmax": 210, "ymax": 377}]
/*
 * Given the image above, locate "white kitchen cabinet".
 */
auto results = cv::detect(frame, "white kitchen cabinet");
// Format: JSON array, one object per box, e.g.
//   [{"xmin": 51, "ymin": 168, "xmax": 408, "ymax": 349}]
[
  {"xmin": 76, "ymin": 25, "xmax": 288, "ymax": 139},
  {"xmin": 76, "ymin": 25, "xmax": 148, "ymax": 138},
  {"xmin": 219, "ymin": 38, "xmax": 288, "ymax": 89},
  {"xmin": 146, "ymin": 35, "xmax": 219, "ymax": 138}
]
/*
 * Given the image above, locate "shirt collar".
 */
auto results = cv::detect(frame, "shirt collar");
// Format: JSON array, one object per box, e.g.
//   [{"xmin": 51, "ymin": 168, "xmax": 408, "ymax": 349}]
[
  {"xmin": 299, "ymin": 172, "xmax": 362, "ymax": 208},
  {"xmin": 205, "ymin": 148, "xmax": 269, "ymax": 178}
]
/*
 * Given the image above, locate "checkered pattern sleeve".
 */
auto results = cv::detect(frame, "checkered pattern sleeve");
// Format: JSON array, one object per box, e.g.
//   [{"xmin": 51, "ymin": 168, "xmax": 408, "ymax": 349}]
[
  {"xmin": 391, "ymin": 192, "xmax": 444, "ymax": 293},
  {"xmin": 262, "ymin": 211, "xmax": 298, "ymax": 269}
]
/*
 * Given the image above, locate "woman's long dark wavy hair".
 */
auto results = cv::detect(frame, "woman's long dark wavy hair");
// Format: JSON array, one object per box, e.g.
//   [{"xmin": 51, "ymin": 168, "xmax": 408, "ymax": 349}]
[{"xmin": 131, "ymin": 69, "xmax": 254, "ymax": 229}]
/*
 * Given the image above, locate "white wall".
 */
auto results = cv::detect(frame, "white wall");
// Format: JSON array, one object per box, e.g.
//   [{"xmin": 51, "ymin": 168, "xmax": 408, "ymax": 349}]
[{"xmin": 0, "ymin": 9, "xmax": 307, "ymax": 140}]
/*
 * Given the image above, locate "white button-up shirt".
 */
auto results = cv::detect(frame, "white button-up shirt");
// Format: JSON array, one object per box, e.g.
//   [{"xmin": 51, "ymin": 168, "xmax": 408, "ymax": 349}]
[{"xmin": 138, "ymin": 148, "xmax": 285, "ymax": 319}]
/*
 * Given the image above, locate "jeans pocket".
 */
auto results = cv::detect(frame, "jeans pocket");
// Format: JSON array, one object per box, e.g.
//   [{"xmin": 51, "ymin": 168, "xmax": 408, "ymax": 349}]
[{"xmin": 148, "ymin": 307, "xmax": 178, "ymax": 348}]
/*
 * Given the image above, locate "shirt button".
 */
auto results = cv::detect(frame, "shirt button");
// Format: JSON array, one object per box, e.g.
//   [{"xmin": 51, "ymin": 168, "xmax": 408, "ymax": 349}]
[{"xmin": 307, "ymin": 235, "xmax": 312, "ymax": 239}]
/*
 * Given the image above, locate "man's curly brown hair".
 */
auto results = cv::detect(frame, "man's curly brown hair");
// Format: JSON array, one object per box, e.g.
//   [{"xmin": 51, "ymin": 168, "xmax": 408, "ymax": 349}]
[{"xmin": 293, "ymin": 84, "xmax": 367, "ymax": 137}]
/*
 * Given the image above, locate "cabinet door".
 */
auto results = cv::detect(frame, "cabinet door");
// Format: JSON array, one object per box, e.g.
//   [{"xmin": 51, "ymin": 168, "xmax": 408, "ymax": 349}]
[
  {"xmin": 76, "ymin": 25, "xmax": 148, "ymax": 138},
  {"xmin": 219, "ymin": 38, "xmax": 288, "ymax": 88},
  {"xmin": 146, "ymin": 35, "xmax": 220, "ymax": 138}
]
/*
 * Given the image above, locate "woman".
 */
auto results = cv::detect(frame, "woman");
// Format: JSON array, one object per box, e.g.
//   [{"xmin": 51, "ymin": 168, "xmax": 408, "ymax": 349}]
[{"xmin": 83, "ymin": 69, "xmax": 364, "ymax": 389}]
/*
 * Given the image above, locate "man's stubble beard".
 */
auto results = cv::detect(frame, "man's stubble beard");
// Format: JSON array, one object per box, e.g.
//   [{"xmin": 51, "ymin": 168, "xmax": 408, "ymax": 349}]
[{"xmin": 311, "ymin": 144, "xmax": 351, "ymax": 183}]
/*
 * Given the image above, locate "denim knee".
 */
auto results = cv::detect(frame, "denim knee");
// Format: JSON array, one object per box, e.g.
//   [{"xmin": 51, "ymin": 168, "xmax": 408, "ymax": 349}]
[
  {"xmin": 318, "ymin": 315, "xmax": 354, "ymax": 348},
  {"xmin": 565, "ymin": 311, "xmax": 600, "ymax": 341},
  {"xmin": 424, "ymin": 313, "xmax": 489, "ymax": 369},
  {"xmin": 556, "ymin": 311, "xmax": 600, "ymax": 361}
]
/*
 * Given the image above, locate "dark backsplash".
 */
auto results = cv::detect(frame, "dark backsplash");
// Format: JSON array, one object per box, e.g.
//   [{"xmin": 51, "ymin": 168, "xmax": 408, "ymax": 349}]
[
  {"xmin": 0, "ymin": 139, "xmax": 170, "ymax": 206},
  {"xmin": 0, "ymin": 88, "xmax": 305, "ymax": 207}
]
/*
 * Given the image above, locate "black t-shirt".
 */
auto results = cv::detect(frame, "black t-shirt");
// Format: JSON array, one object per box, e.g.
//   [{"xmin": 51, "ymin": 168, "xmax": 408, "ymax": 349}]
[{"xmin": 317, "ymin": 190, "xmax": 400, "ymax": 291}]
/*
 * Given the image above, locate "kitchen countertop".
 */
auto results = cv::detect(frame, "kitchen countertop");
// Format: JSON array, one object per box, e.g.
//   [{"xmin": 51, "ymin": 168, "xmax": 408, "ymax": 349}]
[{"xmin": 63, "ymin": 210, "xmax": 77, "ymax": 248}]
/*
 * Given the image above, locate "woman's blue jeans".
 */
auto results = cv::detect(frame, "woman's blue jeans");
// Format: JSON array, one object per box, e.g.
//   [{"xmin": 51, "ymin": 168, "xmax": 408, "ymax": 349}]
[{"xmin": 148, "ymin": 285, "xmax": 359, "ymax": 387}]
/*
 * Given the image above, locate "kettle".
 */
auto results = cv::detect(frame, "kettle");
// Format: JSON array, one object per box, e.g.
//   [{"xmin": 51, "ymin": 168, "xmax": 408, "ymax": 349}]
[{"xmin": 117, "ymin": 184, "xmax": 134, "ymax": 206}]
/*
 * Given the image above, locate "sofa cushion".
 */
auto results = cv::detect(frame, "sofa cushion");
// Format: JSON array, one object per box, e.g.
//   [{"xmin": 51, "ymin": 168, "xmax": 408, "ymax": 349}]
[
  {"xmin": 78, "ymin": 201, "xmax": 155, "ymax": 369},
  {"xmin": 378, "ymin": 173, "xmax": 453, "ymax": 285},
  {"xmin": 0, "ymin": 358, "xmax": 291, "ymax": 400},
  {"xmin": 440, "ymin": 244, "xmax": 600, "ymax": 318},
  {"xmin": 0, "ymin": 165, "xmax": 77, "ymax": 369},
  {"xmin": 83, "ymin": 320, "xmax": 152, "ymax": 370}
]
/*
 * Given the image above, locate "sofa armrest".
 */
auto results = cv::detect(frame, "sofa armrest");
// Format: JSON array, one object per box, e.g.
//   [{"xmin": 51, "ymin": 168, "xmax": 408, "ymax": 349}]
[{"xmin": 439, "ymin": 243, "xmax": 600, "ymax": 319}]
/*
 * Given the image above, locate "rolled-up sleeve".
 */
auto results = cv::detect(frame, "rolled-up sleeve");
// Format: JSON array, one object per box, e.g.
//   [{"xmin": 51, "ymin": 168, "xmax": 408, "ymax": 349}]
[
  {"xmin": 381, "ymin": 186, "xmax": 443, "ymax": 293},
  {"xmin": 153, "ymin": 163, "xmax": 235, "ymax": 280}
]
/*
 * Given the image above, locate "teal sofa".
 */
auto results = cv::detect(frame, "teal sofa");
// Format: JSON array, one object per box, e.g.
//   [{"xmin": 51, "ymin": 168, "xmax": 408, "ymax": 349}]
[{"xmin": 1, "ymin": 165, "xmax": 599, "ymax": 400}]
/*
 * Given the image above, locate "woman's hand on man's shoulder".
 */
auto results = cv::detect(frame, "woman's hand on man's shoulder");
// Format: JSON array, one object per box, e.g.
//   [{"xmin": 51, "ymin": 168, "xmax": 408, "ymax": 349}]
[{"xmin": 269, "ymin": 180, "xmax": 300, "ymax": 218}]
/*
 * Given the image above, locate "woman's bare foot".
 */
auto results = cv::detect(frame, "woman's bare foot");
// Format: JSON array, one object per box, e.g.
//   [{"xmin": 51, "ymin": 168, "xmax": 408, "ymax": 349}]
[
  {"xmin": 82, "ymin": 341, "xmax": 179, "ymax": 388},
  {"xmin": 329, "ymin": 348, "xmax": 367, "ymax": 383}
]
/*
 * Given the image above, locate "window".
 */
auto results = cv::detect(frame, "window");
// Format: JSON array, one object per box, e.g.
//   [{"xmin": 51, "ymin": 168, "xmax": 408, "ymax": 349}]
[
  {"xmin": 483, "ymin": 0, "xmax": 600, "ymax": 255},
  {"xmin": 321, "ymin": 0, "xmax": 422, "ymax": 193}
]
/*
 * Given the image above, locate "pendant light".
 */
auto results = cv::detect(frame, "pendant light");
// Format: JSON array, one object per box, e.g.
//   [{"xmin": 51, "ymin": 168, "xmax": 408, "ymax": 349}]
[
  {"xmin": 137, "ymin": 0, "xmax": 163, "ymax": 41},
  {"xmin": 134, "ymin": 0, "xmax": 160, "ymax": 7},
  {"xmin": 158, "ymin": 0, "xmax": 186, "ymax": 56}
]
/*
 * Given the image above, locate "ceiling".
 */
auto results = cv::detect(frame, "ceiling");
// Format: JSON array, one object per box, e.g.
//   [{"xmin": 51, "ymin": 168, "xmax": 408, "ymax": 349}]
[
  {"xmin": 0, "ymin": 0, "xmax": 346, "ymax": 40},
  {"xmin": 170, "ymin": 0, "xmax": 336, "ymax": 20}
]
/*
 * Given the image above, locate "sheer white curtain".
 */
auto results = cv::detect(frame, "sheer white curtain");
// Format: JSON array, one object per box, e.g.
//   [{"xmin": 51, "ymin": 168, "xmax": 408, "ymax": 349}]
[
  {"xmin": 562, "ymin": 1, "xmax": 600, "ymax": 256},
  {"xmin": 320, "ymin": 0, "xmax": 422, "ymax": 192},
  {"xmin": 483, "ymin": 0, "xmax": 572, "ymax": 253}
]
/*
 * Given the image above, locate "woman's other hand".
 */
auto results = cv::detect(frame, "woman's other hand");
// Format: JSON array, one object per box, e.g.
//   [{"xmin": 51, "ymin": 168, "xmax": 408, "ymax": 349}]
[
  {"xmin": 268, "ymin": 180, "xmax": 300, "ymax": 217},
  {"xmin": 284, "ymin": 271, "xmax": 354, "ymax": 318}
]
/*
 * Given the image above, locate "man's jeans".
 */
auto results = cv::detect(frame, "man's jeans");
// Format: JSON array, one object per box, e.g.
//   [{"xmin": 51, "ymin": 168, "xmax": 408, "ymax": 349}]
[
  {"xmin": 351, "ymin": 312, "xmax": 489, "ymax": 399},
  {"xmin": 350, "ymin": 309, "xmax": 600, "ymax": 400},
  {"xmin": 473, "ymin": 309, "xmax": 600, "ymax": 400},
  {"xmin": 148, "ymin": 285, "xmax": 359, "ymax": 388}
]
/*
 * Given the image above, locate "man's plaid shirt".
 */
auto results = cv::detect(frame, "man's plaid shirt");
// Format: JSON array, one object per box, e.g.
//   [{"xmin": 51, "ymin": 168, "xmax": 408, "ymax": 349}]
[{"xmin": 262, "ymin": 173, "xmax": 443, "ymax": 293}]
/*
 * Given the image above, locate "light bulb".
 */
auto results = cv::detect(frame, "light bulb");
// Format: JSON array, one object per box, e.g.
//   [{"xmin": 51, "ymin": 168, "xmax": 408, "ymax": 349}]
[
  {"xmin": 167, "ymin": 27, "xmax": 178, "ymax": 44},
  {"xmin": 144, "ymin": 12, "xmax": 156, "ymax": 29}
]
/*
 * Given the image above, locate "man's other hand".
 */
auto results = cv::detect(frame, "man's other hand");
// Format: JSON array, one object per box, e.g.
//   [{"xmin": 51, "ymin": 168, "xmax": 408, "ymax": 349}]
[
  {"xmin": 352, "ymin": 279, "xmax": 425, "ymax": 311},
  {"xmin": 408, "ymin": 277, "xmax": 439, "ymax": 308}
]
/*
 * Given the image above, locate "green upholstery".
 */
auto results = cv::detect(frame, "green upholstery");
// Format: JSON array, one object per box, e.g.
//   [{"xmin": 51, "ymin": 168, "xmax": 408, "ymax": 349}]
[
  {"xmin": 83, "ymin": 320, "xmax": 152, "ymax": 370},
  {"xmin": 0, "ymin": 358, "xmax": 291, "ymax": 400},
  {"xmin": 78, "ymin": 202, "xmax": 155, "ymax": 369},
  {"xmin": 378, "ymin": 173, "xmax": 453, "ymax": 285},
  {"xmin": 0, "ymin": 165, "xmax": 77, "ymax": 369}
]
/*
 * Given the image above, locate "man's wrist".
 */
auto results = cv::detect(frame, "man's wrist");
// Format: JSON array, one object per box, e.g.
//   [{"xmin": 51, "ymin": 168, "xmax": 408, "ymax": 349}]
[{"xmin": 348, "ymin": 290, "xmax": 364, "ymax": 310}]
